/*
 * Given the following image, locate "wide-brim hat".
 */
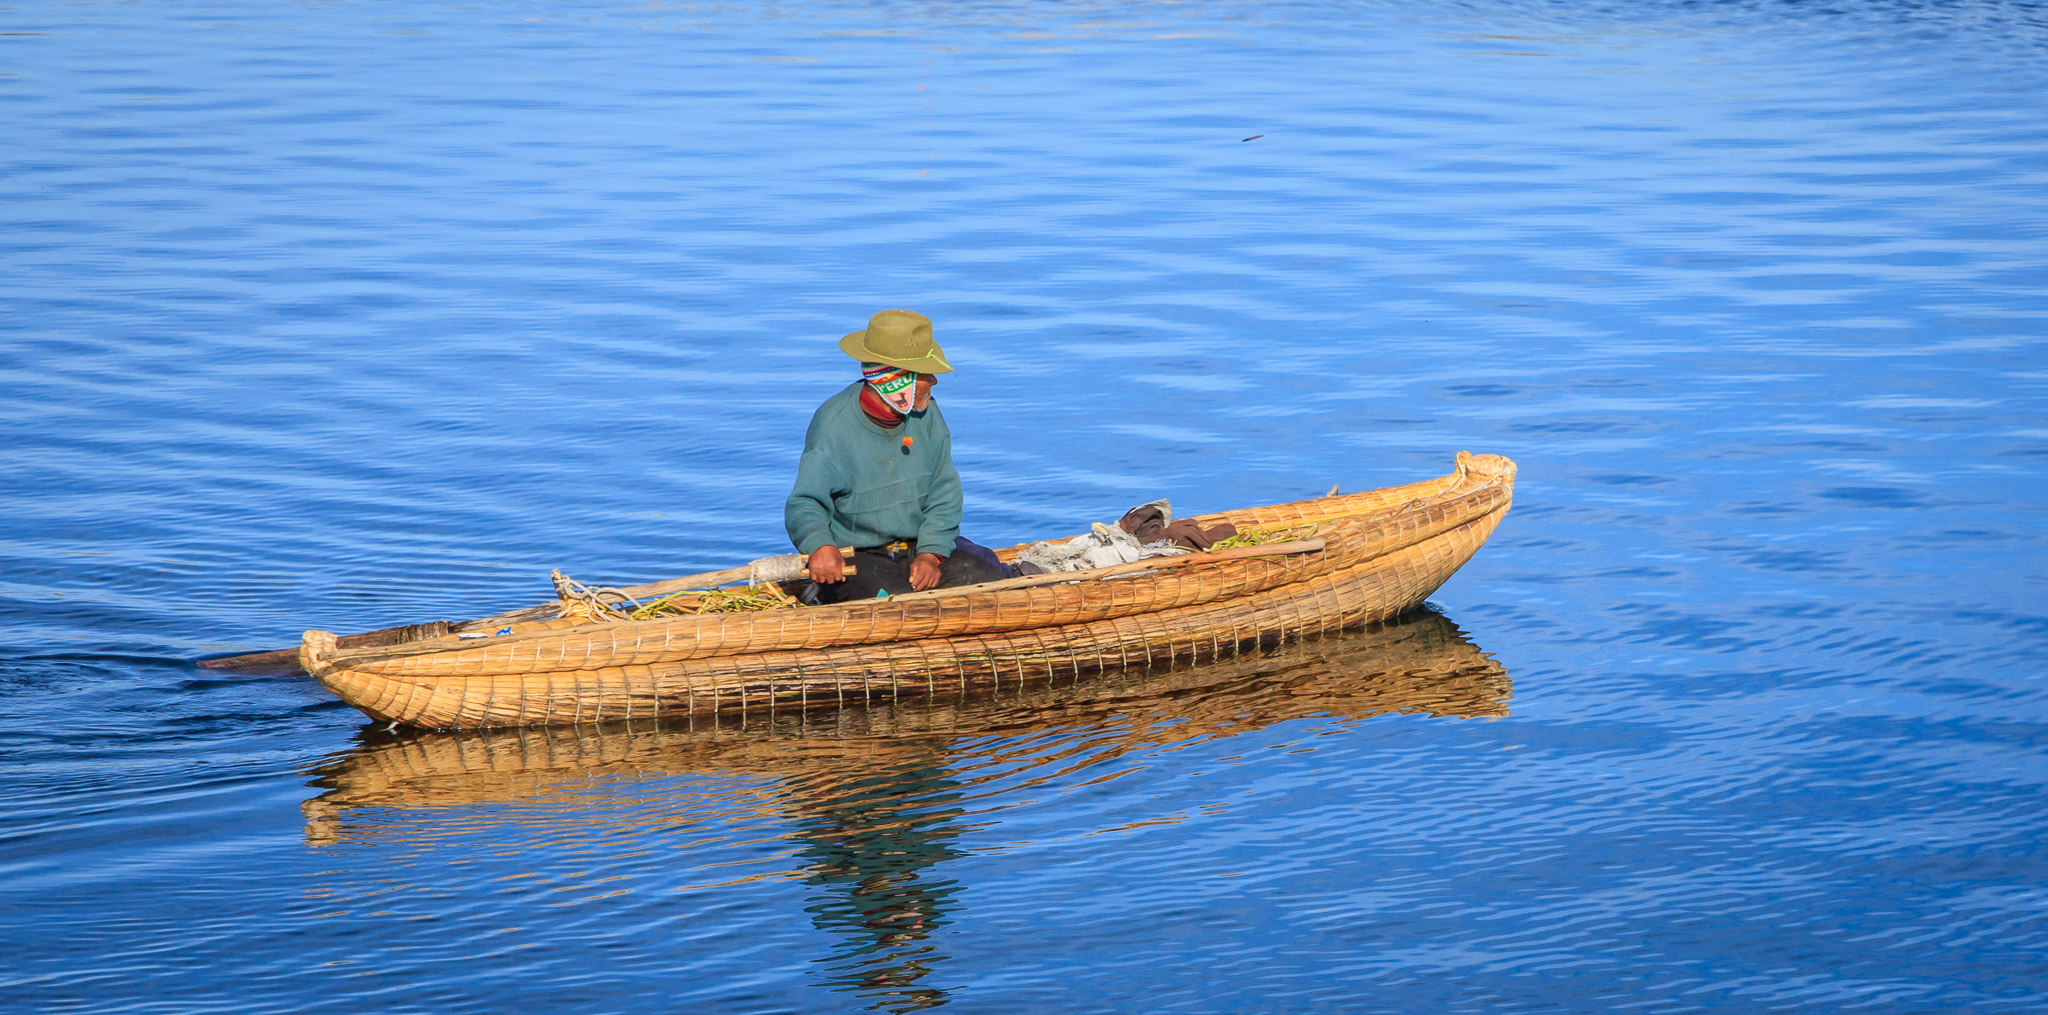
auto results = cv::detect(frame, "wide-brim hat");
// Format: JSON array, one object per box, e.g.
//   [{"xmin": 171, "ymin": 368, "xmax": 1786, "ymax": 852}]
[{"xmin": 839, "ymin": 308, "xmax": 954, "ymax": 374}]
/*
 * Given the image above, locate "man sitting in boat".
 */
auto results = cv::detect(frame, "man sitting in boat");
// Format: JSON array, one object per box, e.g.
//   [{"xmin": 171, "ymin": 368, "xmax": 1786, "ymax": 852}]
[{"xmin": 785, "ymin": 309, "xmax": 1010, "ymax": 603}]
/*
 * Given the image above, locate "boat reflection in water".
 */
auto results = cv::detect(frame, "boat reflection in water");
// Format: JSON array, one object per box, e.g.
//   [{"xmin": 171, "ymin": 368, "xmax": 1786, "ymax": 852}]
[{"xmin": 303, "ymin": 611, "xmax": 1507, "ymax": 1009}]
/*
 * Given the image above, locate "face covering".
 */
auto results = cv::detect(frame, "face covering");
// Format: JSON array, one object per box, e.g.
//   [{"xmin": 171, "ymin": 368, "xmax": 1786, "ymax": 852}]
[{"xmin": 862, "ymin": 363, "xmax": 920, "ymax": 415}]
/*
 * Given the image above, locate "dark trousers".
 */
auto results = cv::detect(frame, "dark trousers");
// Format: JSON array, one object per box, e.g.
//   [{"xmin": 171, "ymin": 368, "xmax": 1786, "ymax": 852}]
[{"xmin": 810, "ymin": 540, "xmax": 1011, "ymax": 604}]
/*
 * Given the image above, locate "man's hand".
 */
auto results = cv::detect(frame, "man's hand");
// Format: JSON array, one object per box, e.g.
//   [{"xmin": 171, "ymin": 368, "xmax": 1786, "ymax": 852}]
[
  {"xmin": 909, "ymin": 552, "xmax": 944, "ymax": 591},
  {"xmin": 808, "ymin": 545, "xmax": 844, "ymax": 584}
]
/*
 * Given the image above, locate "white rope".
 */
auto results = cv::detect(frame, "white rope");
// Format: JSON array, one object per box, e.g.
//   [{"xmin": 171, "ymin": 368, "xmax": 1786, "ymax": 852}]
[{"xmin": 550, "ymin": 568, "xmax": 639, "ymax": 621}]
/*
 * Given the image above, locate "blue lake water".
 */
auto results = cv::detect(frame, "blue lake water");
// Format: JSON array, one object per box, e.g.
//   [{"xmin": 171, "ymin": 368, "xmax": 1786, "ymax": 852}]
[{"xmin": 4, "ymin": 1, "xmax": 2047, "ymax": 1010}]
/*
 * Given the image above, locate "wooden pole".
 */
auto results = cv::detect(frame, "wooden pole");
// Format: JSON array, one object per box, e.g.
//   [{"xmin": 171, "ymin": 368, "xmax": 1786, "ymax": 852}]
[{"xmin": 196, "ymin": 547, "xmax": 856, "ymax": 675}]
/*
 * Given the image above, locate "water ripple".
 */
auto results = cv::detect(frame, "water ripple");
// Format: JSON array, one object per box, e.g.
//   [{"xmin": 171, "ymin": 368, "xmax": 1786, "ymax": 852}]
[{"xmin": 4, "ymin": 0, "xmax": 2047, "ymax": 1010}]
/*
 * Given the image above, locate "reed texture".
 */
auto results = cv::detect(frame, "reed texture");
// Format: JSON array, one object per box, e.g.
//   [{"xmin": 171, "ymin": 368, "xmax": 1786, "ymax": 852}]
[{"xmin": 306, "ymin": 452, "xmax": 1515, "ymax": 728}]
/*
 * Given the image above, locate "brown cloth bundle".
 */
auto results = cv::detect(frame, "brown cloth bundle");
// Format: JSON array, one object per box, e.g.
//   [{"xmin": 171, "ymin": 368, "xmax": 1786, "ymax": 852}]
[{"xmin": 1118, "ymin": 500, "xmax": 1237, "ymax": 550}]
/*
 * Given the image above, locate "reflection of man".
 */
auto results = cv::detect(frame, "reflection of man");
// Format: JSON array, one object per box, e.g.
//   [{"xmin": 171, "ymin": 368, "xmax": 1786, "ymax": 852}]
[
  {"xmin": 785, "ymin": 309, "xmax": 1008, "ymax": 603},
  {"xmin": 791, "ymin": 742, "xmax": 965, "ymax": 1007}
]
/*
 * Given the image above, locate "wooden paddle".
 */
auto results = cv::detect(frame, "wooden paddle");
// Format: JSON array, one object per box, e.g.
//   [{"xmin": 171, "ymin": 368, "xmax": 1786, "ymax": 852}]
[{"xmin": 196, "ymin": 547, "xmax": 857, "ymax": 676}]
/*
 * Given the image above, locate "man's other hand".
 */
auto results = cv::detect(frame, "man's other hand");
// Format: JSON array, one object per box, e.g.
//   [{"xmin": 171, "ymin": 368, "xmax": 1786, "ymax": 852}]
[
  {"xmin": 808, "ymin": 545, "xmax": 845, "ymax": 583},
  {"xmin": 910, "ymin": 553, "xmax": 944, "ymax": 591}
]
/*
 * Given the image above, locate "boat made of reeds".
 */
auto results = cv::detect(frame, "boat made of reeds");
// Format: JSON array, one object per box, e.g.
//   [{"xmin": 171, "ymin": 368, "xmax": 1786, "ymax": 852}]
[{"xmin": 291, "ymin": 452, "xmax": 1515, "ymax": 730}]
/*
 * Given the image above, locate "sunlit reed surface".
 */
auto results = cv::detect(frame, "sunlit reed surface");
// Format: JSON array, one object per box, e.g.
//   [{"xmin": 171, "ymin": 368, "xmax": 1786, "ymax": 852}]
[{"xmin": 2, "ymin": 1, "xmax": 2045, "ymax": 1011}]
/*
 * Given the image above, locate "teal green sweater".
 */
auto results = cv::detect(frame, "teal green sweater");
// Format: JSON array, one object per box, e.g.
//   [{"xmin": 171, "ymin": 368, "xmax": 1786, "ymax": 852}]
[{"xmin": 784, "ymin": 382, "xmax": 962, "ymax": 558}]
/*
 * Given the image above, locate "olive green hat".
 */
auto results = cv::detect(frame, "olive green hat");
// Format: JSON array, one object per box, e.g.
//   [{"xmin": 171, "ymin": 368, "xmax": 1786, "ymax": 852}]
[{"xmin": 838, "ymin": 309, "xmax": 954, "ymax": 374}]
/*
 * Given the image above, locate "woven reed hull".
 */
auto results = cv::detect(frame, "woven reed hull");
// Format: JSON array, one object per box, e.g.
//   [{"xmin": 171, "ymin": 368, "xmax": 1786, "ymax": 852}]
[
  {"xmin": 303, "ymin": 612, "xmax": 1507, "ymax": 843},
  {"xmin": 311, "ymin": 455, "xmax": 1512, "ymax": 684},
  {"xmin": 317, "ymin": 459, "xmax": 1510, "ymax": 730},
  {"xmin": 322, "ymin": 481, "xmax": 1507, "ymax": 683}
]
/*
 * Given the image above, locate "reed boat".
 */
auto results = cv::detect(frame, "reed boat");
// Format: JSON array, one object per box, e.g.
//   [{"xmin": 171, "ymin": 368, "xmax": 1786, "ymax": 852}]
[
  {"xmin": 302, "ymin": 611, "xmax": 1509, "ymax": 845},
  {"xmin": 287, "ymin": 451, "xmax": 1515, "ymax": 730}
]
